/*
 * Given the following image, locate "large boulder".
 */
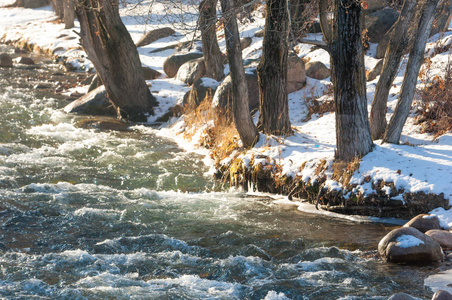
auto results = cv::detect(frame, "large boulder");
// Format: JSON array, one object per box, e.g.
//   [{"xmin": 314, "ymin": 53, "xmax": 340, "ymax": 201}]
[
  {"xmin": 16, "ymin": 56, "xmax": 35, "ymax": 65},
  {"xmin": 136, "ymin": 27, "xmax": 176, "ymax": 47},
  {"xmin": 184, "ymin": 77, "xmax": 219, "ymax": 109},
  {"xmin": 378, "ymin": 227, "xmax": 444, "ymax": 263},
  {"xmin": 425, "ymin": 230, "xmax": 452, "ymax": 249},
  {"xmin": 365, "ymin": 8, "xmax": 399, "ymax": 43},
  {"xmin": 212, "ymin": 71, "xmax": 259, "ymax": 112},
  {"xmin": 163, "ymin": 52, "xmax": 204, "ymax": 78},
  {"xmin": 432, "ymin": 290, "xmax": 452, "ymax": 300},
  {"xmin": 403, "ymin": 214, "xmax": 441, "ymax": 233},
  {"xmin": 287, "ymin": 53, "xmax": 306, "ymax": 93},
  {"xmin": 142, "ymin": 66, "xmax": 161, "ymax": 80},
  {"xmin": 387, "ymin": 293, "xmax": 418, "ymax": 300},
  {"xmin": 0, "ymin": 53, "xmax": 13, "ymax": 68},
  {"xmin": 305, "ymin": 61, "xmax": 330, "ymax": 80},
  {"xmin": 366, "ymin": 59, "xmax": 383, "ymax": 82},
  {"xmin": 176, "ymin": 57, "xmax": 206, "ymax": 86},
  {"xmin": 64, "ymin": 86, "xmax": 116, "ymax": 116}
]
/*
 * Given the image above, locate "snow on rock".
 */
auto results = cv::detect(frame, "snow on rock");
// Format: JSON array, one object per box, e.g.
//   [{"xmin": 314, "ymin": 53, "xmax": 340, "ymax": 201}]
[{"xmin": 395, "ymin": 235, "xmax": 425, "ymax": 248}]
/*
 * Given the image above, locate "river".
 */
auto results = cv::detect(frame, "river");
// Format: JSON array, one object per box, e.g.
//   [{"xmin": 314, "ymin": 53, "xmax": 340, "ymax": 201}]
[{"xmin": 0, "ymin": 45, "xmax": 438, "ymax": 299}]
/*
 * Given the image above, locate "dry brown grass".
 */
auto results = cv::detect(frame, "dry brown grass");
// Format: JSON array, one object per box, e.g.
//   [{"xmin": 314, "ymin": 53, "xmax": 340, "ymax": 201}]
[
  {"xmin": 332, "ymin": 156, "xmax": 361, "ymax": 187},
  {"xmin": 182, "ymin": 94, "xmax": 240, "ymax": 164},
  {"xmin": 416, "ymin": 55, "xmax": 452, "ymax": 138}
]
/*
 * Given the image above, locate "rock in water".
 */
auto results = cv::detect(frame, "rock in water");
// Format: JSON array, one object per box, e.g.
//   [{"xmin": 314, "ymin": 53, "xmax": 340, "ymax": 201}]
[
  {"xmin": 0, "ymin": 53, "xmax": 13, "ymax": 67},
  {"xmin": 403, "ymin": 214, "xmax": 441, "ymax": 233},
  {"xmin": 378, "ymin": 227, "xmax": 443, "ymax": 263},
  {"xmin": 425, "ymin": 230, "xmax": 452, "ymax": 249},
  {"xmin": 432, "ymin": 290, "xmax": 452, "ymax": 300},
  {"xmin": 64, "ymin": 85, "xmax": 116, "ymax": 116}
]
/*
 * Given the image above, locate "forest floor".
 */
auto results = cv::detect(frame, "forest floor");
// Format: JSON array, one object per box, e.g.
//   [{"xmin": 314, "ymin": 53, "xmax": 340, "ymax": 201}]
[{"xmin": 1, "ymin": 0, "xmax": 452, "ymax": 224}]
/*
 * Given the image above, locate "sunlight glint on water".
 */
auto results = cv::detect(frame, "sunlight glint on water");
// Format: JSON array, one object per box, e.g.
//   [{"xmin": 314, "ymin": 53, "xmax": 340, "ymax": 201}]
[{"xmin": 0, "ymin": 46, "xmax": 435, "ymax": 299}]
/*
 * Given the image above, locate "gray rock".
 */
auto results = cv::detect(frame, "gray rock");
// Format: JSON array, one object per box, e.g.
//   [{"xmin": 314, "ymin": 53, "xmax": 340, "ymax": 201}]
[
  {"xmin": 163, "ymin": 52, "xmax": 204, "ymax": 78},
  {"xmin": 404, "ymin": 214, "xmax": 441, "ymax": 233},
  {"xmin": 365, "ymin": 8, "xmax": 399, "ymax": 43},
  {"xmin": 388, "ymin": 293, "xmax": 418, "ymax": 300},
  {"xmin": 366, "ymin": 59, "xmax": 383, "ymax": 82},
  {"xmin": 64, "ymin": 85, "xmax": 116, "ymax": 116},
  {"xmin": 305, "ymin": 61, "xmax": 330, "ymax": 80},
  {"xmin": 425, "ymin": 230, "xmax": 452, "ymax": 249},
  {"xmin": 240, "ymin": 37, "xmax": 253, "ymax": 50},
  {"xmin": 17, "ymin": 56, "xmax": 35, "ymax": 65},
  {"xmin": 0, "ymin": 53, "xmax": 13, "ymax": 68},
  {"xmin": 142, "ymin": 66, "xmax": 161, "ymax": 80},
  {"xmin": 184, "ymin": 77, "xmax": 219, "ymax": 109},
  {"xmin": 254, "ymin": 29, "xmax": 265, "ymax": 38},
  {"xmin": 176, "ymin": 57, "xmax": 206, "ymax": 85},
  {"xmin": 432, "ymin": 290, "xmax": 452, "ymax": 300},
  {"xmin": 378, "ymin": 227, "xmax": 444, "ymax": 263},
  {"xmin": 212, "ymin": 72, "xmax": 259, "ymax": 112},
  {"xmin": 287, "ymin": 53, "xmax": 306, "ymax": 93},
  {"xmin": 136, "ymin": 27, "xmax": 176, "ymax": 47}
]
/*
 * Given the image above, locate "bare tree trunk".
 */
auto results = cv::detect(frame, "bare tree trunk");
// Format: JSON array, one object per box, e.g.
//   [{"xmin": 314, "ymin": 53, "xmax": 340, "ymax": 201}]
[
  {"xmin": 288, "ymin": 0, "xmax": 308, "ymax": 39},
  {"xmin": 220, "ymin": 0, "xmax": 259, "ymax": 148},
  {"xmin": 319, "ymin": 0, "xmax": 333, "ymax": 43},
  {"xmin": 383, "ymin": 0, "xmax": 441, "ymax": 144},
  {"xmin": 430, "ymin": 0, "xmax": 452, "ymax": 36},
  {"xmin": 52, "ymin": 0, "xmax": 64, "ymax": 19},
  {"xmin": 64, "ymin": 0, "xmax": 75, "ymax": 29},
  {"xmin": 257, "ymin": 0, "xmax": 292, "ymax": 136},
  {"xmin": 75, "ymin": 0, "xmax": 157, "ymax": 122},
  {"xmin": 369, "ymin": 0, "xmax": 417, "ymax": 140},
  {"xmin": 199, "ymin": 0, "xmax": 224, "ymax": 81},
  {"xmin": 326, "ymin": 0, "xmax": 373, "ymax": 161}
]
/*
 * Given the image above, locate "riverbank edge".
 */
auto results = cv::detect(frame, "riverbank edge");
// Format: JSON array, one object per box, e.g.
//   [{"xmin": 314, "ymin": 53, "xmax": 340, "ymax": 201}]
[
  {"xmin": 3, "ymin": 33, "xmax": 450, "ymax": 221},
  {"xmin": 214, "ymin": 154, "xmax": 450, "ymax": 220}
]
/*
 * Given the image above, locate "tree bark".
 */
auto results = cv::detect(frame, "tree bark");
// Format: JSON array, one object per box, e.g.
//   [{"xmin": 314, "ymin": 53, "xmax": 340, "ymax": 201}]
[
  {"xmin": 52, "ymin": 0, "xmax": 64, "ymax": 19},
  {"xmin": 383, "ymin": 0, "xmax": 441, "ymax": 144},
  {"xmin": 257, "ymin": 0, "xmax": 292, "ymax": 136},
  {"xmin": 327, "ymin": 0, "xmax": 373, "ymax": 161},
  {"xmin": 369, "ymin": 0, "xmax": 417, "ymax": 140},
  {"xmin": 75, "ymin": 0, "xmax": 157, "ymax": 122},
  {"xmin": 319, "ymin": 0, "xmax": 333, "ymax": 44},
  {"xmin": 199, "ymin": 0, "xmax": 225, "ymax": 81},
  {"xmin": 220, "ymin": 0, "xmax": 259, "ymax": 148},
  {"xmin": 64, "ymin": 0, "xmax": 75, "ymax": 29},
  {"xmin": 430, "ymin": 0, "xmax": 452, "ymax": 36}
]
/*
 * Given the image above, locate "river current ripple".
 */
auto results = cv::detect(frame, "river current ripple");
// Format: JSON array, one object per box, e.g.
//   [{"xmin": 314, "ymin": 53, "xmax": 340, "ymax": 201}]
[{"xmin": 0, "ymin": 46, "xmax": 435, "ymax": 299}]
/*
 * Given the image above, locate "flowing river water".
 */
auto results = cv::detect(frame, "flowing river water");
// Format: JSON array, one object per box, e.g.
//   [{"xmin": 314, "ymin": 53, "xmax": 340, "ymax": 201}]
[{"xmin": 0, "ymin": 45, "xmax": 441, "ymax": 299}]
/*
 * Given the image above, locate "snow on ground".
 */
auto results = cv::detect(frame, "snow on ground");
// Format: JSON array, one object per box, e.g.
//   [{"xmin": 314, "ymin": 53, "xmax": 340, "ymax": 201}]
[{"xmin": 1, "ymin": 1, "xmax": 452, "ymax": 226}]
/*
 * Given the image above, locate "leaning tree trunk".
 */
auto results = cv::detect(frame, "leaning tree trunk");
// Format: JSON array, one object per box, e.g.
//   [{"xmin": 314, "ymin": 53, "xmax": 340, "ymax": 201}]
[
  {"xmin": 369, "ymin": 0, "xmax": 417, "ymax": 140},
  {"xmin": 257, "ymin": 0, "xmax": 292, "ymax": 136},
  {"xmin": 64, "ymin": 0, "xmax": 75, "ymax": 29},
  {"xmin": 75, "ymin": 0, "xmax": 157, "ymax": 122},
  {"xmin": 326, "ymin": 0, "xmax": 373, "ymax": 161},
  {"xmin": 383, "ymin": 0, "xmax": 441, "ymax": 144},
  {"xmin": 220, "ymin": 0, "xmax": 259, "ymax": 148},
  {"xmin": 199, "ymin": 0, "xmax": 224, "ymax": 81}
]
